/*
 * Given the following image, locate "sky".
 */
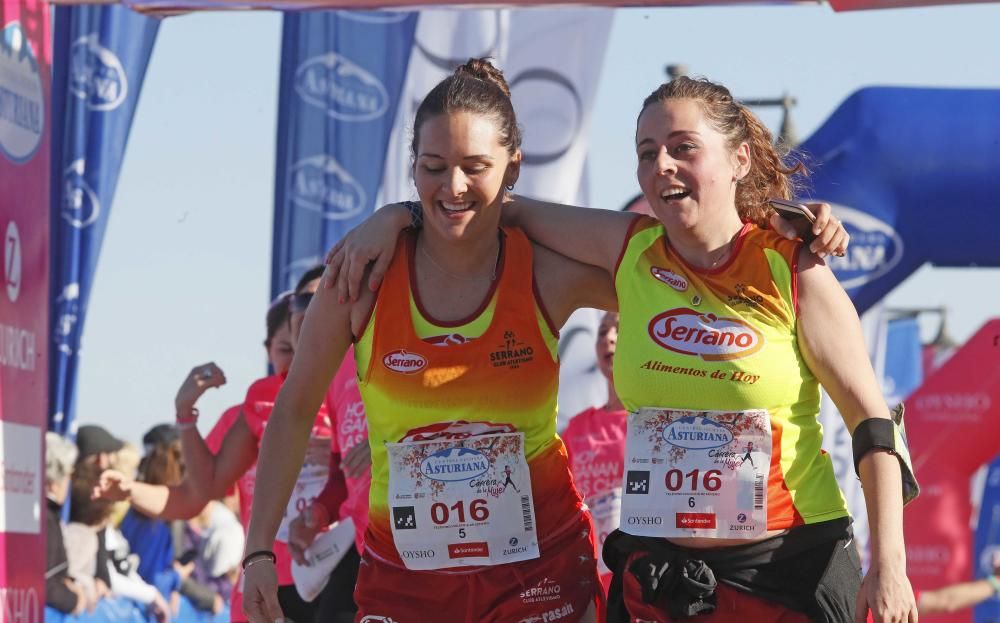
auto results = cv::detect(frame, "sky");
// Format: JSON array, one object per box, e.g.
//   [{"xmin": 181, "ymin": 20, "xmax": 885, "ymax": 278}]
[{"xmin": 76, "ymin": 3, "xmax": 1000, "ymax": 447}]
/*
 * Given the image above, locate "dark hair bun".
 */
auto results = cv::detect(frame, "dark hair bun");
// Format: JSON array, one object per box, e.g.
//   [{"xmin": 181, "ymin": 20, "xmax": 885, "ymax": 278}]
[{"xmin": 455, "ymin": 57, "xmax": 511, "ymax": 98}]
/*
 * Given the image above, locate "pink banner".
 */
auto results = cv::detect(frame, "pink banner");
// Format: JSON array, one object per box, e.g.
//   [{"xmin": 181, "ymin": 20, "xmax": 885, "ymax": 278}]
[
  {"xmin": 903, "ymin": 319, "xmax": 1000, "ymax": 623},
  {"xmin": 0, "ymin": 0, "xmax": 50, "ymax": 619},
  {"xmin": 40, "ymin": 0, "xmax": 981, "ymax": 15}
]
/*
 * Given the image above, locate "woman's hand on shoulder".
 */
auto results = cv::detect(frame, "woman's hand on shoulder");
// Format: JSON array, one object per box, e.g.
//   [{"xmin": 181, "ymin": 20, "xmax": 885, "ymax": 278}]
[
  {"xmin": 324, "ymin": 203, "xmax": 411, "ymax": 303},
  {"xmin": 769, "ymin": 201, "xmax": 849, "ymax": 258}
]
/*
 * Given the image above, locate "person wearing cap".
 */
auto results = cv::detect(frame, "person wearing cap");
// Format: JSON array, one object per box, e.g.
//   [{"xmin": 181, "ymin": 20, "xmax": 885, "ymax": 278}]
[{"xmin": 76, "ymin": 424, "xmax": 125, "ymax": 471}]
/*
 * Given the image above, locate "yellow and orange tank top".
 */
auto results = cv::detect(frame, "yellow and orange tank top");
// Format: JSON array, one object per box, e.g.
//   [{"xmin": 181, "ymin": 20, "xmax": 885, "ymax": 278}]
[
  {"xmin": 355, "ymin": 227, "xmax": 583, "ymax": 564},
  {"xmin": 613, "ymin": 217, "xmax": 848, "ymax": 530}
]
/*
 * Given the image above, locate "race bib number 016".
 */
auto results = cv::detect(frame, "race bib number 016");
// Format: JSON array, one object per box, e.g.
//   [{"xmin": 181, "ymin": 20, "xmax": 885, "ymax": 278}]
[
  {"xmin": 386, "ymin": 432, "xmax": 539, "ymax": 570},
  {"xmin": 620, "ymin": 408, "xmax": 771, "ymax": 539}
]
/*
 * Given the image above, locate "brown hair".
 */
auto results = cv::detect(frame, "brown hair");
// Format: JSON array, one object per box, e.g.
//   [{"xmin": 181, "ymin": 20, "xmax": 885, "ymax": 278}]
[
  {"xmin": 639, "ymin": 76, "xmax": 805, "ymax": 227},
  {"xmin": 139, "ymin": 439, "xmax": 184, "ymax": 487},
  {"xmin": 411, "ymin": 58, "xmax": 522, "ymax": 161},
  {"xmin": 264, "ymin": 292, "xmax": 292, "ymax": 348},
  {"xmin": 69, "ymin": 461, "xmax": 115, "ymax": 527}
]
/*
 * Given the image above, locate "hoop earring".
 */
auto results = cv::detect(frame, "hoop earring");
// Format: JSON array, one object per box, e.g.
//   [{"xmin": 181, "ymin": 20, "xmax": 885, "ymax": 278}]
[{"xmin": 505, "ymin": 184, "xmax": 515, "ymax": 191}]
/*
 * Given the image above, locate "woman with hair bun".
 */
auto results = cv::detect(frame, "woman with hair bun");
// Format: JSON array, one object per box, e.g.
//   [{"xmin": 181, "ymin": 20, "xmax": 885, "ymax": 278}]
[
  {"xmin": 325, "ymin": 73, "xmax": 918, "ymax": 623},
  {"xmin": 242, "ymin": 58, "xmax": 614, "ymax": 623}
]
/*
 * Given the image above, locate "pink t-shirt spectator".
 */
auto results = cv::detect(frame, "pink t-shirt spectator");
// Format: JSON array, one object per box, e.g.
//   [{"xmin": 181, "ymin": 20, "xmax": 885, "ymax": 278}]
[
  {"xmin": 562, "ymin": 405, "xmax": 628, "ymax": 591},
  {"xmin": 207, "ymin": 376, "xmax": 333, "ymax": 620},
  {"xmin": 324, "ymin": 348, "xmax": 371, "ymax": 552}
]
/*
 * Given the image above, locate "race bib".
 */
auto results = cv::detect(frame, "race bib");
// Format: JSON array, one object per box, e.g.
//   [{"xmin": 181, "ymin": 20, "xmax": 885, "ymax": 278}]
[
  {"xmin": 386, "ymin": 431, "xmax": 539, "ymax": 570},
  {"xmin": 585, "ymin": 488, "xmax": 621, "ymax": 576},
  {"xmin": 276, "ymin": 435, "xmax": 330, "ymax": 542},
  {"xmin": 620, "ymin": 408, "xmax": 771, "ymax": 539}
]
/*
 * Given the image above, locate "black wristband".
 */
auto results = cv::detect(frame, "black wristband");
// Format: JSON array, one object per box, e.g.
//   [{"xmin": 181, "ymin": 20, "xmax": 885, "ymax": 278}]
[
  {"xmin": 241, "ymin": 550, "xmax": 276, "ymax": 570},
  {"xmin": 851, "ymin": 417, "xmax": 896, "ymax": 476}
]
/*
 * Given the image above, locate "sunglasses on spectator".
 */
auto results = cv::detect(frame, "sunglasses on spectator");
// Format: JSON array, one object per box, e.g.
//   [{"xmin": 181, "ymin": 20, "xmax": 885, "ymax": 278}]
[{"xmin": 290, "ymin": 292, "xmax": 314, "ymax": 313}]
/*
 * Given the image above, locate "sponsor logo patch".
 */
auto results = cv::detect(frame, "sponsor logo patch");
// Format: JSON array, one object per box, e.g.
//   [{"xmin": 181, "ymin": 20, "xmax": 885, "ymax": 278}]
[
  {"xmin": 382, "ymin": 349, "xmax": 426, "ymax": 374},
  {"xmin": 650, "ymin": 267, "xmax": 688, "ymax": 291},
  {"xmin": 420, "ymin": 447, "xmax": 490, "ymax": 482},
  {"xmin": 662, "ymin": 416, "xmax": 734, "ymax": 450},
  {"xmin": 648, "ymin": 309, "xmax": 763, "ymax": 361},
  {"xmin": 626, "ymin": 470, "xmax": 650, "ymax": 495},
  {"xmin": 448, "ymin": 542, "xmax": 489, "ymax": 558},
  {"xmin": 676, "ymin": 513, "xmax": 716, "ymax": 529}
]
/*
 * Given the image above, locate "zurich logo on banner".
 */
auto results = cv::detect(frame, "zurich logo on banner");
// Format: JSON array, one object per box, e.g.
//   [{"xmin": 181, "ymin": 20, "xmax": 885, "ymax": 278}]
[
  {"xmin": 295, "ymin": 52, "xmax": 390, "ymax": 122},
  {"xmin": 69, "ymin": 34, "xmax": 128, "ymax": 111},
  {"xmin": 824, "ymin": 203, "xmax": 905, "ymax": 291},
  {"xmin": 288, "ymin": 154, "xmax": 367, "ymax": 220}
]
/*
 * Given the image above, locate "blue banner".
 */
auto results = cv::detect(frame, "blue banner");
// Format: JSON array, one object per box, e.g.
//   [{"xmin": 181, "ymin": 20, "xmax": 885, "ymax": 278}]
[
  {"xmin": 49, "ymin": 6, "xmax": 158, "ymax": 434},
  {"xmin": 797, "ymin": 87, "xmax": 1000, "ymax": 314},
  {"xmin": 271, "ymin": 10, "xmax": 418, "ymax": 296},
  {"xmin": 882, "ymin": 315, "xmax": 923, "ymax": 406},
  {"xmin": 974, "ymin": 455, "xmax": 1000, "ymax": 623}
]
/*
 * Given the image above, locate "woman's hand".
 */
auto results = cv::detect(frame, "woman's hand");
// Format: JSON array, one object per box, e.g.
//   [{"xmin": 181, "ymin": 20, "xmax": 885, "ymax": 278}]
[
  {"xmin": 175, "ymin": 362, "xmax": 227, "ymax": 413},
  {"xmin": 770, "ymin": 201, "xmax": 849, "ymax": 258},
  {"xmin": 92, "ymin": 469, "xmax": 132, "ymax": 502},
  {"xmin": 150, "ymin": 591, "xmax": 171, "ymax": 623},
  {"xmin": 242, "ymin": 559, "xmax": 284, "ymax": 623},
  {"xmin": 342, "ymin": 439, "xmax": 371, "ymax": 479},
  {"xmin": 323, "ymin": 203, "xmax": 411, "ymax": 303},
  {"xmin": 856, "ymin": 559, "xmax": 918, "ymax": 623}
]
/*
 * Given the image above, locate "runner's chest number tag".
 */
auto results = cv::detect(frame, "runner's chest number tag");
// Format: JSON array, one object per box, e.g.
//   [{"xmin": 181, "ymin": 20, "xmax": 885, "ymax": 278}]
[
  {"xmin": 620, "ymin": 408, "xmax": 771, "ymax": 539},
  {"xmin": 386, "ymin": 431, "xmax": 539, "ymax": 570}
]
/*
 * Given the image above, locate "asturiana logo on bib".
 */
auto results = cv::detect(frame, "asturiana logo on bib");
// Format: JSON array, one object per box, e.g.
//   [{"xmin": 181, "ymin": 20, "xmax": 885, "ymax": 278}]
[
  {"xmin": 648, "ymin": 309, "xmax": 763, "ymax": 361},
  {"xmin": 421, "ymin": 447, "xmax": 490, "ymax": 482},
  {"xmin": 295, "ymin": 52, "xmax": 389, "ymax": 122},
  {"xmin": 662, "ymin": 416, "xmax": 734, "ymax": 449},
  {"xmin": 650, "ymin": 267, "xmax": 688, "ymax": 292},
  {"xmin": 382, "ymin": 349, "xmax": 426, "ymax": 374},
  {"xmin": 823, "ymin": 203, "xmax": 904, "ymax": 290},
  {"xmin": 289, "ymin": 155, "xmax": 366, "ymax": 220},
  {"xmin": 69, "ymin": 34, "xmax": 128, "ymax": 111}
]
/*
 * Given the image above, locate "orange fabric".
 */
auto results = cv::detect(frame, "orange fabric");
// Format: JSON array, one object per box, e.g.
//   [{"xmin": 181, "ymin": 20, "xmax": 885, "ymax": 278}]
[
  {"xmin": 357, "ymin": 227, "xmax": 584, "ymax": 567},
  {"xmin": 355, "ymin": 511, "xmax": 601, "ymax": 623}
]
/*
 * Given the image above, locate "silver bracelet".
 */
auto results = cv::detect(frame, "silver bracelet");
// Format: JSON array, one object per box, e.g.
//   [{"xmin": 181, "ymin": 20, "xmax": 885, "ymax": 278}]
[{"xmin": 243, "ymin": 556, "xmax": 275, "ymax": 572}]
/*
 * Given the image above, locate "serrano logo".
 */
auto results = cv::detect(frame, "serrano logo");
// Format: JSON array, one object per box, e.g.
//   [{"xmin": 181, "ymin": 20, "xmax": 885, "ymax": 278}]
[
  {"xmin": 662, "ymin": 416, "xmax": 733, "ymax": 449},
  {"xmin": 421, "ymin": 447, "xmax": 490, "ymax": 482},
  {"xmin": 650, "ymin": 267, "xmax": 688, "ymax": 291},
  {"xmin": 294, "ymin": 52, "xmax": 389, "ymax": 122},
  {"xmin": 289, "ymin": 154, "xmax": 366, "ymax": 220},
  {"xmin": 648, "ymin": 309, "xmax": 763, "ymax": 361},
  {"xmin": 69, "ymin": 34, "xmax": 128, "ymax": 111},
  {"xmin": 382, "ymin": 349, "xmax": 426, "ymax": 374},
  {"xmin": 824, "ymin": 203, "xmax": 904, "ymax": 290}
]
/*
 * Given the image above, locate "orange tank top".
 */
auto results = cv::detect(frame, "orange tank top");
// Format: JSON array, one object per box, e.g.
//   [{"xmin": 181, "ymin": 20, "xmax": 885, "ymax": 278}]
[{"xmin": 356, "ymin": 227, "xmax": 584, "ymax": 567}]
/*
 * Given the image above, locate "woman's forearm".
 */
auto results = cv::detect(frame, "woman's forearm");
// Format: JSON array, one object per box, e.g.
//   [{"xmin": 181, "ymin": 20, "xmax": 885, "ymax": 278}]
[
  {"xmin": 179, "ymin": 428, "xmax": 223, "ymax": 501},
  {"xmin": 858, "ymin": 447, "xmax": 906, "ymax": 566},
  {"xmin": 244, "ymin": 402, "xmax": 316, "ymax": 551},
  {"xmin": 503, "ymin": 196, "xmax": 635, "ymax": 274}
]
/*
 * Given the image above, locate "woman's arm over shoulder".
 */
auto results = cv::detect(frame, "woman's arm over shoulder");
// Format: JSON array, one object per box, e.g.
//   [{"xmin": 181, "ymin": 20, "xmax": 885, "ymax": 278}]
[
  {"xmin": 532, "ymin": 243, "xmax": 618, "ymax": 331},
  {"xmin": 504, "ymin": 196, "xmax": 640, "ymax": 275}
]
